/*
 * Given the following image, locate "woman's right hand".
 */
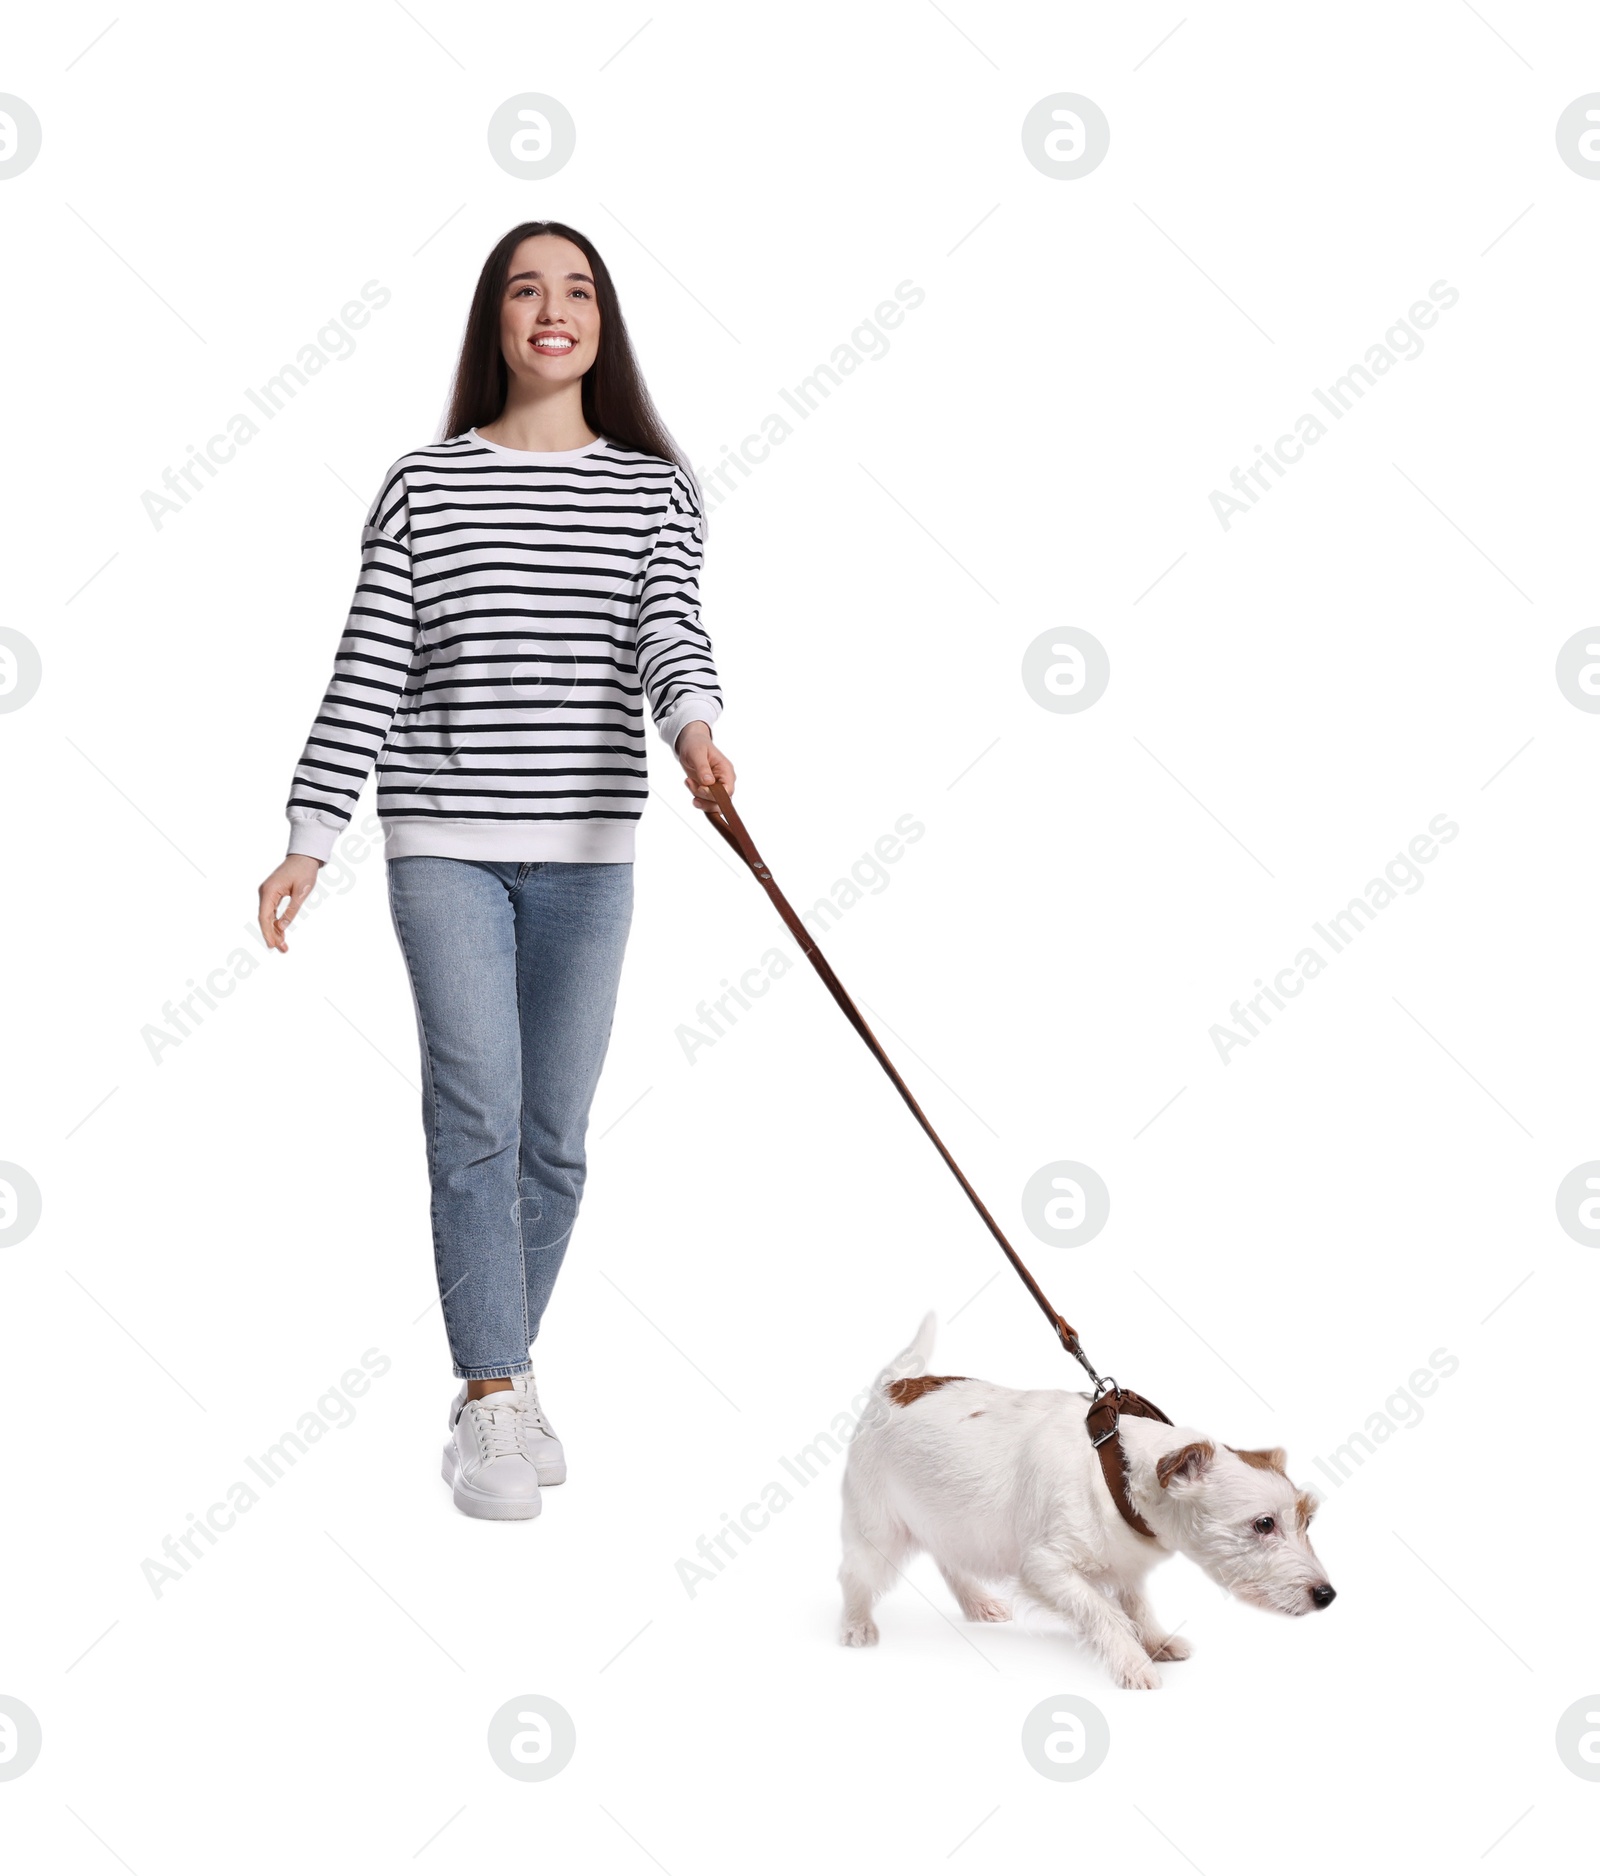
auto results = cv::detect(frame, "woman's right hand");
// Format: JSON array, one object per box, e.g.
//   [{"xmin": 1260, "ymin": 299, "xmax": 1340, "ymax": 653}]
[{"xmin": 258, "ymin": 855, "xmax": 323, "ymax": 953}]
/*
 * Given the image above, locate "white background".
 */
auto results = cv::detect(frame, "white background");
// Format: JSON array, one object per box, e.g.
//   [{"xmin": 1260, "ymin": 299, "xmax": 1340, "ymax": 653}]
[{"xmin": 2, "ymin": 2, "xmax": 1597, "ymax": 1868}]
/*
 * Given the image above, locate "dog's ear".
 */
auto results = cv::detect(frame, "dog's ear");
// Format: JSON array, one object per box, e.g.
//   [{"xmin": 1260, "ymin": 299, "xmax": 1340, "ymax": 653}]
[
  {"xmin": 1227, "ymin": 1445, "xmax": 1288, "ymax": 1474},
  {"xmin": 1155, "ymin": 1440, "xmax": 1215, "ymax": 1489}
]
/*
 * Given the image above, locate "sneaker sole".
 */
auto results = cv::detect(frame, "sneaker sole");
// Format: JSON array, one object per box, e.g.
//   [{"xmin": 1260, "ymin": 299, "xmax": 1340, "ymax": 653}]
[{"xmin": 439, "ymin": 1443, "xmax": 542, "ymax": 1520}]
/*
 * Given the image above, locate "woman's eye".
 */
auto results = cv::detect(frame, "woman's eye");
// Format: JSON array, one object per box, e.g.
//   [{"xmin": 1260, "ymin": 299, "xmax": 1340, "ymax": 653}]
[{"xmin": 1253, "ymin": 1515, "xmax": 1276, "ymax": 1535}]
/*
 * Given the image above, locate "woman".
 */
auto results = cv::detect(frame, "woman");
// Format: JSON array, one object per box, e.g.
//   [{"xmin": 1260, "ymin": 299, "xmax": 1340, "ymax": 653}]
[{"xmin": 257, "ymin": 220, "xmax": 734, "ymax": 1521}]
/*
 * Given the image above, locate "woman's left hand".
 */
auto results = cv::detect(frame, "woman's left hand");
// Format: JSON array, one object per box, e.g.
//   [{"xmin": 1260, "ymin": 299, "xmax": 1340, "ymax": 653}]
[{"xmin": 675, "ymin": 720, "xmax": 735, "ymax": 813}]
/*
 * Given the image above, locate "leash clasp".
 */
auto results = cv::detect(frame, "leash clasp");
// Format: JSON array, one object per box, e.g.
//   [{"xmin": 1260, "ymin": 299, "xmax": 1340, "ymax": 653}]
[{"xmin": 1058, "ymin": 1323, "xmax": 1106, "ymax": 1390}]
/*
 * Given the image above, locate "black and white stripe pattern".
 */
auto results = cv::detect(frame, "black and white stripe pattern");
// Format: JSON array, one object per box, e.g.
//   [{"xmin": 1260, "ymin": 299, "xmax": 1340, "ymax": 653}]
[{"xmin": 285, "ymin": 430, "xmax": 722, "ymax": 863}]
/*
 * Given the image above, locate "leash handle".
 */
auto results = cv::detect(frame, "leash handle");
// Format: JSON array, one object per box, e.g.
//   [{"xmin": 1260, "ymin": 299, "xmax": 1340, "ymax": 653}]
[{"xmin": 699, "ymin": 777, "xmax": 1101, "ymax": 1383}]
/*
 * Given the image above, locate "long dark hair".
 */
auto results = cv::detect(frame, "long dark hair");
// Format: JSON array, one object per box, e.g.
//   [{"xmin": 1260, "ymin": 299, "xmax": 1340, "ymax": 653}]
[{"xmin": 439, "ymin": 220, "xmax": 702, "ymax": 506}]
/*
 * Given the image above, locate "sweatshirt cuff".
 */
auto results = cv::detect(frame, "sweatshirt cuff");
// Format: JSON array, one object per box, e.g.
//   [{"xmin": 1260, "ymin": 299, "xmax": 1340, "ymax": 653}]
[
  {"xmin": 286, "ymin": 815, "xmax": 342, "ymax": 863},
  {"xmin": 658, "ymin": 693, "xmax": 723, "ymax": 753}
]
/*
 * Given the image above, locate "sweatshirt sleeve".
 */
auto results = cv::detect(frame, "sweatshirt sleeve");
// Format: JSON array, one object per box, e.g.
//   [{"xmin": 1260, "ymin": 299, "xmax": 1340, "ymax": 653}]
[
  {"xmin": 636, "ymin": 466, "xmax": 723, "ymax": 753},
  {"xmin": 285, "ymin": 467, "xmax": 418, "ymax": 862}
]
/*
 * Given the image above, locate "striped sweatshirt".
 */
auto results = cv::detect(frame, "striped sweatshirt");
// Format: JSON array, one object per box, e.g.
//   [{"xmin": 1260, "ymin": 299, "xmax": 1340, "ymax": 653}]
[{"xmin": 284, "ymin": 428, "xmax": 723, "ymax": 864}]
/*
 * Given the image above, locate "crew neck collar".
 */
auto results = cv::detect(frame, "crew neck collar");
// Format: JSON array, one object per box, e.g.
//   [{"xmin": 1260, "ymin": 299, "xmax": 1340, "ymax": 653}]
[{"xmin": 466, "ymin": 427, "xmax": 608, "ymax": 461}]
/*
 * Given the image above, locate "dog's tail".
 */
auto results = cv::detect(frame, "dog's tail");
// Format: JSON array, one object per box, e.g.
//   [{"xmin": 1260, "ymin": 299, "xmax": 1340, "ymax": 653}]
[
  {"xmin": 869, "ymin": 1312, "xmax": 937, "ymax": 1395},
  {"xmin": 850, "ymin": 1314, "xmax": 937, "ymax": 1445}
]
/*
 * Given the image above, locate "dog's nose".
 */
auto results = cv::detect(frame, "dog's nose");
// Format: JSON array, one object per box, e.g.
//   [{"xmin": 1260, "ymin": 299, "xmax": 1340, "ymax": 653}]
[{"xmin": 1310, "ymin": 1583, "xmax": 1336, "ymax": 1609}]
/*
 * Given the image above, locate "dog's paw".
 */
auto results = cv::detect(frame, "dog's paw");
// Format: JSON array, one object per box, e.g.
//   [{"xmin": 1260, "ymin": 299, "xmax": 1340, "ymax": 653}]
[
  {"xmin": 840, "ymin": 1618, "xmax": 879, "ymax": 1648},
  {"xmin": 1148, "ymin": 1634, "xmax": 1192, "ymax": 1662},
  {"xmin": 1114, "ymin": 1657, "xmax": 1163, "ymax": 1690},
  {"xmin": 965, "ymin": 1597, "xmax": 1012, "ymax": 1624}
]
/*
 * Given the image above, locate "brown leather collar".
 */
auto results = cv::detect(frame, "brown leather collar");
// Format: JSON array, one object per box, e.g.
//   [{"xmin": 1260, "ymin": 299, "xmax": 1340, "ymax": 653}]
[{"xmin": 1084, "ymin": 1385, "xmax": 1173, "ymax": 1541}]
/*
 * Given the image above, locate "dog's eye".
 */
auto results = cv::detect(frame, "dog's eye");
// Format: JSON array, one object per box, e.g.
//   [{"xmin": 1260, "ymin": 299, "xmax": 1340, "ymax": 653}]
[{"xmin": 1252, "ymin": 1515, "xmax": 1276, "ymax": 1535}]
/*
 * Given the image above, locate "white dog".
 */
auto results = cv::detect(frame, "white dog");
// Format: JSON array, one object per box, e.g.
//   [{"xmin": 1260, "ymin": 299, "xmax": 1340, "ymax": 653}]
[{"xmin": 838, "ymin": 1316, "xmax": 1335, "ymax": 1689}]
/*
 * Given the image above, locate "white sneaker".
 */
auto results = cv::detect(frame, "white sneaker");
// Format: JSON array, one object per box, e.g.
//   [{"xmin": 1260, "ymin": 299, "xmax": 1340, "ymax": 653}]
[
  {"xmin": 513, "ymin": 1372, "xmax": 567, "ymax": 1486},
  {"xmin": 446, "ymin": 1372, "xmax": 567, "ymax": 1486},
  {"xmin": 440, "ymin": 1392, "xmax": 543, "ymax": 1520}
]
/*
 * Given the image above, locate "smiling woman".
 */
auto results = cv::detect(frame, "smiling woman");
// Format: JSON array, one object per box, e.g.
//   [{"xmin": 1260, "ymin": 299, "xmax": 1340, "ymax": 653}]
[
  {"xmin": 256, "ymin": 221, "xmax": 737, "ymax": 1523},
  {"xmin": 475, "ymin": 245, "xmax": 604, "ymax": 440}
]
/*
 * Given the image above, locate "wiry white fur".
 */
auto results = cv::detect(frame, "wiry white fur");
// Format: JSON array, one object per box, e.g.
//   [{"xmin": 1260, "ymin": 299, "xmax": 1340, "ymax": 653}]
[{"xmin": 838, "ymin": 1316, "xmax": 1334, "ymax": 1689}]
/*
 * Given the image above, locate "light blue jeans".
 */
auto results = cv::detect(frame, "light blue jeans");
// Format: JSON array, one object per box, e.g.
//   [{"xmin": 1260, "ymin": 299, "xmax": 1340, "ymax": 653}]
[{"xmin": 386, "ymin": 857, "xmax": 634, "ymax": 1379}]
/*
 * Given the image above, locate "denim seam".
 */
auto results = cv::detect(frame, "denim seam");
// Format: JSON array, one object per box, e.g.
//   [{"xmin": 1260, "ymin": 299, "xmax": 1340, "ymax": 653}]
[
  {"xmin": 389, "ymin": 873, "xmax": 456, "ymax": 1368},
  {"xmin": 509, "ymin": 871, "xmax": 532, "ymax": 1355}
]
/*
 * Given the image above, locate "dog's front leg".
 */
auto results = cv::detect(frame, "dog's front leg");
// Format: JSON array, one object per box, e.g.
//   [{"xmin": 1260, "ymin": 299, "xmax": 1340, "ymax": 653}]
[
  {"xmin": 1018, "ymin": 1551, "xmax": 1162, "ymax": 1690},
  {"xmin": 1115, "ymin": 1584, "xmax": 1193, "ymax": 1662}
]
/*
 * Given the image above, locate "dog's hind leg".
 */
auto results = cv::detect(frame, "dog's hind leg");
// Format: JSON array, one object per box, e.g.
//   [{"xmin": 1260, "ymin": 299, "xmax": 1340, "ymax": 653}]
[
  {"xmin": 1115, "ymin": 1583, "xmax": 1193, "ymax": 1661},
  {"xmin": 838, "ymin": 1491, "xmax": 910, "ymax": 1648},
  {"xmin": 1017, "ymin": 1550, "xmax": 1163, "ymax": 1690},
  {"xmin": 934, "ymin": 1558, "xmax": 1011, "ymax": 1625}
]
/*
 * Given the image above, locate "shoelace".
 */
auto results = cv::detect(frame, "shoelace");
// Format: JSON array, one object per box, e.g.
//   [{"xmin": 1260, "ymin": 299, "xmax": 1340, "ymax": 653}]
[
  {"xmin": 520, "ymin": 1377, "xmax": 552, "ymax": 1436},
  {"xmin": 472, "ymin": 1398, "xmax": 529, "ymax": 1462}
]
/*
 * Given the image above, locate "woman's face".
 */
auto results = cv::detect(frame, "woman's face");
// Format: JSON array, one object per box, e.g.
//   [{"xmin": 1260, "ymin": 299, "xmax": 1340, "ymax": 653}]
[{"xmin": 498, "ymin": 233, "xmax": 601, "ymax": 391}]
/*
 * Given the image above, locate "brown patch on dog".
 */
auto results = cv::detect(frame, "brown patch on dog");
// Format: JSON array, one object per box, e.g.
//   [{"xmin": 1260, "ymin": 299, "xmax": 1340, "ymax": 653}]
[
  {"xmin": 967, "ymin": 1410, "xmax": 985, "ymax": 1418},
  {"xmin": 1294, "ymin": 1491, "xmax": 1317, "ymax": 1531},
  {"xmin": 1155, "ymin": 1439, "xmax": 1215, "ymax": 1488},
  {"xmin": 886, "ymin": 1374, "xmax": 967, "ymax": 1407},
  {"xmin": 1225, "ymin": 1444, "xmax": 1289, "ymax": 1476}
]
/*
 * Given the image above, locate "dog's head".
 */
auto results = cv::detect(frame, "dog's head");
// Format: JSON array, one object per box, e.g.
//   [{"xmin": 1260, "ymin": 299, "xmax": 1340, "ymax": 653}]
[{"xmin": 1153, "ymin": 1439, "xmax": 1335, "ymax": 1617}]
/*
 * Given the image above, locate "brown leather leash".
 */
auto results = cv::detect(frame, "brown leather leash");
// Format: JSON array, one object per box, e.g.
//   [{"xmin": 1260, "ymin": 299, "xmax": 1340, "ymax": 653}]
[{"xmin": 700, "ymin": 778, "xmax": 1173, "ymax": 1540}]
